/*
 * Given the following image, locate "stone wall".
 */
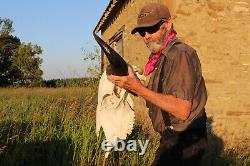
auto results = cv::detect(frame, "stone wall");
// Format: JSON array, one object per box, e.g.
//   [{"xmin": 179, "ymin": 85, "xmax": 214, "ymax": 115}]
[{"xmin": 100, "ymin": 0, "xmax": 250, "ymax": 145}]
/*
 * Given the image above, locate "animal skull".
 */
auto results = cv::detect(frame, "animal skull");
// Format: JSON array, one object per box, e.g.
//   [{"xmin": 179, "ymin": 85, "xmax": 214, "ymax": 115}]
[{"xmin": 96, "ymin": 68, "xmax": 145, "ymax": 158}]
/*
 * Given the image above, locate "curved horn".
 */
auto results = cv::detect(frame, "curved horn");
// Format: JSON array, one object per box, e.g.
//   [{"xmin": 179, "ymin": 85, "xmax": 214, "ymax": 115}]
[{"xmin": 93, "ymin": 31, "xmax": 128, "ymax": 76}]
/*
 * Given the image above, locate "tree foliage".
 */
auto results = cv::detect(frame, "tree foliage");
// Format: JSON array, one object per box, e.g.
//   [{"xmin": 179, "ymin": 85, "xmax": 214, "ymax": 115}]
[
  {"xmin": 0, "ymin": 18, "xmax": 14, "ymax": 36},
  {"xmin": 82, "ymin": 45, "xmax": 101, "ymax": 78},
  {"xmin": 0, "ymin": 17, "xmax": 43, "ymax": 87},
  {"xmin": 0, "ymin": 18, "xmax": 21, "ymax": 86},
  {"xmin": 42, "ymin": 77, "xmax": 99, "ymax": 88},
  {"xmin": 13, "ymin": 43, "xmax": 43, "ymax": 87}
]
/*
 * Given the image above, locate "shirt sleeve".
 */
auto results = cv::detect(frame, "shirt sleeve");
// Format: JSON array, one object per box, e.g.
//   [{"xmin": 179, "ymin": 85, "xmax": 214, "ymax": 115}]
[{"xmin": 164, "ymin": 49, "xmax": 197, "ymax": 101}]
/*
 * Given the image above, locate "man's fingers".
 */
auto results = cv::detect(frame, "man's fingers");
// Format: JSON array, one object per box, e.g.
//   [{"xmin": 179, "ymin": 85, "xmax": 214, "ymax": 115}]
[
  {"xmin": 108, "ymin": 75, "xmax": 120, "ymax": 81},
  {"xmin": 107, "ymin": 75, "xmax": 116, "ymax": 84},
  {"xmin": 128, "ymin": 66, "xmax": 136, "ymax": 76},
  {"xmin": 107, "ymin": 75, "xmax": 112, "ymax": 81},
  {"xmin": 107, "ymin": 75, "xmax": 126, "ymax": 83},
  {"xmin": 128, "ymin": 66, "xmax": 133, "ymax": 74},
  {"xmin": 108, "ymin": 78, "xmax": 125, "ymax": 88}
]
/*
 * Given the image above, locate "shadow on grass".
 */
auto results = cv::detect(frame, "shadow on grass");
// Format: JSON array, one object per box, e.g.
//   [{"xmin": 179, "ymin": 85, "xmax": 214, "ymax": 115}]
[
  {"xmin": 0, "ymin": 121, "xmax": 74, "ymax": 166},
  {"xmin": 201, "ymin": 117, "xmax": 239, "ymax": 166}
]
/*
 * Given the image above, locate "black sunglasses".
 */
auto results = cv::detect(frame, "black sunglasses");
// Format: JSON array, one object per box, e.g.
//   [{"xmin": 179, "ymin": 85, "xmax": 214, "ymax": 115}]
[{"xmin": 138, "ymin": 20, "xmax": 166, "ymax": 37}]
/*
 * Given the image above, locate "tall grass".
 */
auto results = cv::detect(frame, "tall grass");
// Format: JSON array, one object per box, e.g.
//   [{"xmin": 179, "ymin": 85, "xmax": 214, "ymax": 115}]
[
  {"xmin": 0, "ymin": 86, "xmax": 249, "ymax": 165},
  {"xmin": 0, "ymin": 86, "xmax": 158, "ymax": 166}
]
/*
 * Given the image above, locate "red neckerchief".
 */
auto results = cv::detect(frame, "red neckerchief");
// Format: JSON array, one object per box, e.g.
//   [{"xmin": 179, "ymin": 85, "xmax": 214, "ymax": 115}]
[{"xmin": 144, "ymin": 30, "xmax": 177, "ymax": 76}]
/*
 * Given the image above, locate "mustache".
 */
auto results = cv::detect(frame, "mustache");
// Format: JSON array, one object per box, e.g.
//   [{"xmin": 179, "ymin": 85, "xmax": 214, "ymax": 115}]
[
  {"xmin": 146, "ymin": 40, "xmax": 163, "ymax": 48},
  {"xmin": 146, "ymin": 42, "xmax": 162, "ymax": 54}
]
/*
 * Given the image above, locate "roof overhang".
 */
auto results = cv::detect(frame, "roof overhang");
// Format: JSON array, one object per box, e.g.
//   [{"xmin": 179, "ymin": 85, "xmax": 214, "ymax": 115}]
[{"xmin": 94, "ymin": 0, "xmax": 127, "ymax": 33}]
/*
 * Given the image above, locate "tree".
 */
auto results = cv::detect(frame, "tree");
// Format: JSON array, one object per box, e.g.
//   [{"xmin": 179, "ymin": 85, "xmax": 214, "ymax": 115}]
[
  {"xmin": 12, "ymin": 43, "xmax": 43, "ymax": 87},
  {"xmin": 0, "ymin": 17, "xmax": 43, "ymax": 87},
  {"xmin": 82, "ymin": 45, "xmax": 101, "ymax": 78},
  {"xmin": 0, "ymin": 18, "xmax": 21, "ymax": 86},
  {"xmin": 0, "ymin": 17, "xmax": 14, "ymax": 36}
]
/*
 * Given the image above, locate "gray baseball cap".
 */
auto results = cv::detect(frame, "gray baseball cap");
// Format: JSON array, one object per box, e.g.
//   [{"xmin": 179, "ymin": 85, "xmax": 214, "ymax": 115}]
[{"xmin": 131, "ymin": 3, "xmax": 171, "ymax": 34}]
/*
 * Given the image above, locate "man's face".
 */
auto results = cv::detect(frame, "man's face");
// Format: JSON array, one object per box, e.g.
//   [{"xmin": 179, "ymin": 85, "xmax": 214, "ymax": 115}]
[{"xmin": 138, "ymin": 20, "xmax": 170, "ymax": 54}]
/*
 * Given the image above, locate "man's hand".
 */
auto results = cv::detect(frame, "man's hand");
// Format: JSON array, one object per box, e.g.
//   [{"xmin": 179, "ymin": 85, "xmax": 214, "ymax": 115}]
[
  {"xmin": 107, "ymin": 66, "xmax": 191, "ymax": 120},
  {"xmin": 107, "ymin": 66, "xmax": 144, "ymax": 95}
]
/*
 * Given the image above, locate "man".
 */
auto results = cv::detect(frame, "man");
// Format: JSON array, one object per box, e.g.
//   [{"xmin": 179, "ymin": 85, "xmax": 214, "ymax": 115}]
[{"xmin": 107, "ymin": 3, "xmax": 207, "ymax": 166}]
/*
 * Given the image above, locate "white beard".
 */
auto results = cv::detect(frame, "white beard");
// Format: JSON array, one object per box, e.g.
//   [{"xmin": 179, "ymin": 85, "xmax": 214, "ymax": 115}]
[
  {"xmin": 146, "ymin": 31, "xmax": 169, "ymax": 54},
  {"xmin": 147, "ymin": 42, "xmax": 162, "ymax": 54}
]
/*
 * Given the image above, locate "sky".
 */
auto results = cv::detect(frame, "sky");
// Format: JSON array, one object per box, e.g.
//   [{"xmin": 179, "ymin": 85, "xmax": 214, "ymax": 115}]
[{"xmin": 0, "ymin": 0, "xmax": 110, "ymax": 80}]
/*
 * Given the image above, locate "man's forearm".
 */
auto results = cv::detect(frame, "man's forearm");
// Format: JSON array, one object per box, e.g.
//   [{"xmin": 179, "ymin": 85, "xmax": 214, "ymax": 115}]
[{"xmin": 137, "ymin": 85, "xmax": 191, "ymax": 120}]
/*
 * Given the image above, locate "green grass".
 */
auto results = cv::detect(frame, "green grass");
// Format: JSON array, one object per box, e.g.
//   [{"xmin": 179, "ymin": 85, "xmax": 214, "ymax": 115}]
[
  {"xmin": 0, "ymin": 87, "xmax": 158, "ymax": 166},
  {"xmin": 0, "ymin": 86, "xmax": 249, "ymax": 166}
]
